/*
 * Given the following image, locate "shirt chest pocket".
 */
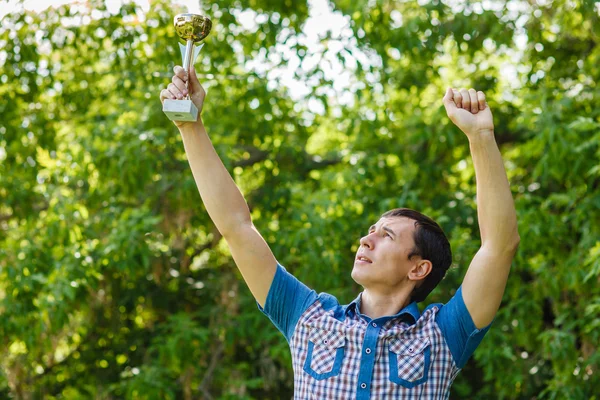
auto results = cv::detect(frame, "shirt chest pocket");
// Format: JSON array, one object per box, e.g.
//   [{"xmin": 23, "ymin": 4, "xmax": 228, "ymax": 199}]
[
  {"xmin": 303, "ymin": 328, "xmax": 346, "ymax": 380},
  {"xmin": 388, "ymin": 337, "xmax": 431, "ymax": 388}
]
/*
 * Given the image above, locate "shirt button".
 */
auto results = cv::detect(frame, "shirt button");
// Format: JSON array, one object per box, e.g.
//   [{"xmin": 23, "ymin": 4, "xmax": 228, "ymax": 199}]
[
  {"xmin": 408, "ymin": 347, "xmax": 414, "ymax": 353},
  {"xmin": 361, "ymin": 383, "xmax": 367, "ymax": 389},
  {"xmin": 372, "ymin": 322, "xmax": 377, "ymax": 327},
  {"xmin": 365, "ymin": 348, "xmax": 371, "ymax": 354}
]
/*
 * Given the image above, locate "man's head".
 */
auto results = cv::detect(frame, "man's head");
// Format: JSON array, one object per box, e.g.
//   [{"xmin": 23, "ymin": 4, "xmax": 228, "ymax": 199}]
[{"xmin": 351, "ymin": 208, "xmax": 452, "ymax": 303}]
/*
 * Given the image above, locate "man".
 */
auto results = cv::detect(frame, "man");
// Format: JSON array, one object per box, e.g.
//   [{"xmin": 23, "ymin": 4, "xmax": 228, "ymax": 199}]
[{"xmin": 160, "ymin": 66, "xmax": 520, "ymax": 399}]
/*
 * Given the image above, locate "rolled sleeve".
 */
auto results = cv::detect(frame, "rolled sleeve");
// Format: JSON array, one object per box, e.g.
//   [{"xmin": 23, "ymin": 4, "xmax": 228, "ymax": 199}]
[
  {"xmin": 434, "ymin": 286, "xmax": 493, "ymax": 369},
  {"xmin": 257, "ymin": 263, "xmax": 318, "ymax": 342}
]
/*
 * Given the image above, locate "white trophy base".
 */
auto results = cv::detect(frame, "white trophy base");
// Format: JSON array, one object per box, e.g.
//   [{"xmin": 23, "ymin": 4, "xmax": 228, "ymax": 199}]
[{"xmin": 163, "ymin": 99, "xmax": 198, "ymax": 122}]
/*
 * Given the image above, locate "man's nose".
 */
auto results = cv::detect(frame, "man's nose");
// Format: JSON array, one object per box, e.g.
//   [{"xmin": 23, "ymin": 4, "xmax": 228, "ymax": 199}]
[{"xmin": 360, "ymin": 235, "xmax": 373, "ymax": 249}]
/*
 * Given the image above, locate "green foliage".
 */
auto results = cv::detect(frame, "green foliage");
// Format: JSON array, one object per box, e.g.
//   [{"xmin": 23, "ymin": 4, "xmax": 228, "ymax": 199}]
[{"xmin": 1, "ymin": 0, "xmax": 599, "ymax": 398}]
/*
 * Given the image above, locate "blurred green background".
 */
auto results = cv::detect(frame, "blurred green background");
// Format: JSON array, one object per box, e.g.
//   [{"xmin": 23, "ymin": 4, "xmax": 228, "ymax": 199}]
[{"xmin": 1, "ymin": 0, "xmax": 599, "ymax": 398}]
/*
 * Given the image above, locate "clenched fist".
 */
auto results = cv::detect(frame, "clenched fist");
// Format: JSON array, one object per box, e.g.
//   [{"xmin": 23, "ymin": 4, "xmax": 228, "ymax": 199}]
[
  {"xmin": 159, "ymin": 65, "xmax": 206, "ymax": 128},
  {"xmin": 443, "ymin": 88, "xmax": 494, "ymax": 141}
]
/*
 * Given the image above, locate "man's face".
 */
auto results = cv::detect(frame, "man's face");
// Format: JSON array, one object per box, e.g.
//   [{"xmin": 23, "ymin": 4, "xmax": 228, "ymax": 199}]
[{"xmin": 351, "ymin": 216, "xmax": 429, "ymax": 293}]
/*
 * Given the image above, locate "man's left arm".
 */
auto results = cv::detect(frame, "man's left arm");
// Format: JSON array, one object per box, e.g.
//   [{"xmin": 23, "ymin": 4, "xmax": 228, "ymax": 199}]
[{"xmin": 443, "ymin": 88, "xmax": 521, "ymax": 329}]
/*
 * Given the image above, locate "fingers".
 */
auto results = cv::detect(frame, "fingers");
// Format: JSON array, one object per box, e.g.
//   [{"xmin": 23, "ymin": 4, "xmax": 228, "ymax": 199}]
[
  {"xmin": 167, "ymin": 82, "xmax": 185, "ymax": 99},
  {"xmin": 468, "ymin": 89, "xmax": 478, "ymax": 113},
  {"xmin": 159, "ymin": 89, "xmax": 171, "ymax": 103},
  {"xmin": 452, "ymin": 89, "xmax": 462, "ymax": 108},
  {"xmin": 442, "ymin": 87, "xmax": 454, "ymax": 104},
  {"xmin": 477, "ymin": 91, "xmax": 486, "ymax": 110},
  {"xmin": 159, "ymin": 65, "xmax": 206, "ymax": 104},
  {"xmin": 173, "ymin": 65, "xmax": 187, "ymax": 81},
  {"xmin": 158, "ymin": 66, "xmax": 190, "ymax": 101},
  {"xmin": 442, "ymin": 88, "xmax": 457, "ymax": 118},
  {"xmin": 459, "ymin": 88, "xmax": 470, "ymax": 112},
  {"xmin": 171, "ymin": 66, "xmax": 188, "ymax": 98},
  {"xmin": 446, "ymin": 88, "xmax": 488, "ymax": 114}
]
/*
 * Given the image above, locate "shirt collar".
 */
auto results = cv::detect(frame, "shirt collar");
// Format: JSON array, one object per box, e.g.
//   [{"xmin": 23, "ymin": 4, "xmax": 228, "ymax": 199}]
[{"xmin": 346, "ymin": 292, "xmax": 420, "ymax": 325}]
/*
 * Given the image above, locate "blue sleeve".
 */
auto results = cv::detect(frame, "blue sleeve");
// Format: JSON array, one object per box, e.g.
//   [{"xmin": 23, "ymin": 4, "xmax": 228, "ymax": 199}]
[
  {"xmin": 257, "ymin": 263, "xmax": 318, "ymax": 343},
  {"xmin": 433, "ymin": 285, "xmax": 493, "ymax": 369}
]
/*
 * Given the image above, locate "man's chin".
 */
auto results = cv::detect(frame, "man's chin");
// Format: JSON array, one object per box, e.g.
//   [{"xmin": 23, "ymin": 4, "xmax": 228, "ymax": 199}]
[{"xmin": 350, "ymin": 266, "xmax": 369, "ymax": 287}]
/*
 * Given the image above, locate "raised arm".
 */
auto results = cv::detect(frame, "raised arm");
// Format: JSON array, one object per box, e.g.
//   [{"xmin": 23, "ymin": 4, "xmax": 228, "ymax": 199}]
[
  {"xmin": 160, "ymin": 66, "xmax": 277, "ymax": 307},
  {"xmin": 443, "ymin": 88, "xmax": 520, "ymax": 329}
]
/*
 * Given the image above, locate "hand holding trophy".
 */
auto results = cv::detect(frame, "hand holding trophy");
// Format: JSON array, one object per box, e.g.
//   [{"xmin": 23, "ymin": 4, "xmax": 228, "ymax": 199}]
[{"xmin": 161, "ymin": 13, "xmax": 212, "ymax": 123}]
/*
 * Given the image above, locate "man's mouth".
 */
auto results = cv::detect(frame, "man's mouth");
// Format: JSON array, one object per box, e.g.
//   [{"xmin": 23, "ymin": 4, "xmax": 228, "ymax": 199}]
[{"xmin": 356, "ymin": 255, "xmax": 373, "ymax": 264}]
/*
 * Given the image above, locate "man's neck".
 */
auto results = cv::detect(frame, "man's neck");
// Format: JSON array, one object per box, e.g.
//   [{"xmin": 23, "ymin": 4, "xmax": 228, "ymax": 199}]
[{"xmin": 359, "ymin": 288, "xmax": 413, "ymax": 320}]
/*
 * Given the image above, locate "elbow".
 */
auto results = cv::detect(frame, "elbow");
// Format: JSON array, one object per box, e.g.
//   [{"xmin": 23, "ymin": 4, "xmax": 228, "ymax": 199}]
[
  {"xmin": 220, "ymin": 214, "xmax": 253, "ymax": 238},
  {"xmin": 505, "ymin": 224, "xmax": 521, "ymax": 250},
  {"xmin": 504, "ymin": 228, "xmax": 521, "ymax": 251},
  {"xmin": 511, "ymin": 235, "xmax": 521, "ymax": 251},
  {"xmin": 483, "ymin": 233, "xmax": 521, "ymax": 254},
  {"xmin": 511, "ymin": 225, "xmax": 521, "ymax": 248},
  {"xmin": 507, "ymin": 233, "xmax": 521, "ymax": 253}
]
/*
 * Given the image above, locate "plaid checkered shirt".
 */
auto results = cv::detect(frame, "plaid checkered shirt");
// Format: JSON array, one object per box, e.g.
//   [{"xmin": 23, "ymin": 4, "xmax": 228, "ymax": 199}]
[{"xmin": 258, "ymin": 264, "xmax": 492, "ymax": 399}]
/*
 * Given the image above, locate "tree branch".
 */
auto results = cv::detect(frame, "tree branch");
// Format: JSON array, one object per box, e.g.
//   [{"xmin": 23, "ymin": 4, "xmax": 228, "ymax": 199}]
[
  {"xmin": 232, "ymin": 146, "xmax": 269, "ymax": 168},
  {"xmin": 197, "ymin": 339, "xmax": 225, "ymax": 399},
  {"xmin": 187, "ymin": 225, "xmax": 223, "ymax": 265}
]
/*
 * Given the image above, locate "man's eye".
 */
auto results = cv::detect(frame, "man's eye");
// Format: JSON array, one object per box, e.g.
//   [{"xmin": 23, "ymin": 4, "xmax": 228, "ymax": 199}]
[{"xmin": 384, "ymin": 232, "xmax": 391, "ymax": 238}]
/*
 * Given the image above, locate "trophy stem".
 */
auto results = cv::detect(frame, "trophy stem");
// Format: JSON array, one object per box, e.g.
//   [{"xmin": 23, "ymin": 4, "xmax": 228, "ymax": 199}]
[{"xmin": 183, "ymin": 39, "xmax": 194, "ymax": 99}]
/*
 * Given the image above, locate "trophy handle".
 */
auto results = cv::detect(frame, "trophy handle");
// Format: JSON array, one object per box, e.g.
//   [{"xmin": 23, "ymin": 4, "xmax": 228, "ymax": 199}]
[
  {"xmin": 178, "ymin": 43, "xmax": 204, "ymax": 71},
  {"xmin": 178, "ymin": 42, "xmax": 205, "ymax": 100}
]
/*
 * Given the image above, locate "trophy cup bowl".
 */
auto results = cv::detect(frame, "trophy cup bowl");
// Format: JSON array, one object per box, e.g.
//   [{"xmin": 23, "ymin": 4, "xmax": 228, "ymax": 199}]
[
  {"xmin": 163, "ymin": 13, "xmax": 212, "ymax": 122},
  {"xmin": 174, "ymin": 13, "xmax": 212, "ymax": 42}
]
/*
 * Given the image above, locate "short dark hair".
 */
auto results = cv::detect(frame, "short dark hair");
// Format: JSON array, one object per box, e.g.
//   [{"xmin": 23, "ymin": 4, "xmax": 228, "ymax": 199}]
[{"xmin": 381, "ymin": 208, "xmax": 452, "ymax": 303}]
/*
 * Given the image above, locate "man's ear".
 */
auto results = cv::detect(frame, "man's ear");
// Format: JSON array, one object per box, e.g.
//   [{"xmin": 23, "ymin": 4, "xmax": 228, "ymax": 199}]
[{"xmin": 408, "ymin": 259, "xmax": 433, "ymax": 283}]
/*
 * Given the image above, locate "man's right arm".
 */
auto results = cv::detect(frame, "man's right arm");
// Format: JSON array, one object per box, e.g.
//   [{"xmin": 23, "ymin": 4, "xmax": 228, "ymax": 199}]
[
  {"xmin": 179, "ymin": 121, "xmax": 277, "ymax": 306},
  {"xmin": 161, "ymin": 66, "xmax": 276, "ymax": 307}
]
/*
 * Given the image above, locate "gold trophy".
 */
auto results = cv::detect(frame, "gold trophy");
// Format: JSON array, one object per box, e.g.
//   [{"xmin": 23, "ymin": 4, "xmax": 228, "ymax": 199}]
[{"xmin": 163, "ymin": 13, "xmax": 212, "ymax": 122}]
